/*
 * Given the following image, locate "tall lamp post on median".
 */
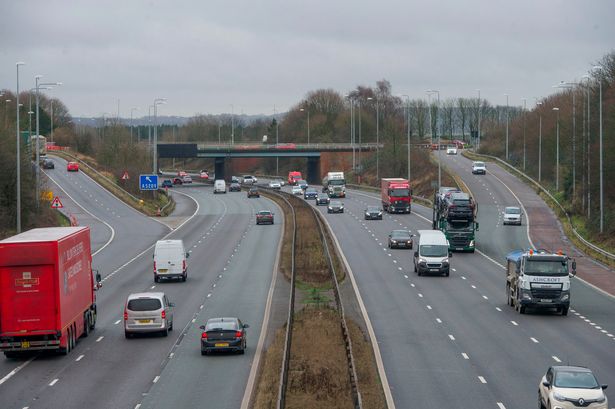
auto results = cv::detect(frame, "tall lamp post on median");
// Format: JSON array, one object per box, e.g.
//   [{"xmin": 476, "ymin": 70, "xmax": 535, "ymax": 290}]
[
  {"xmin": 504, "ymin": 93, "xmax": 509, "ymax": 161},
  {"xmin": 592, "ymin": 65, "xmax": 604, "ymax": 233},
  {"xmin": 522, "ymin": 98, "xmax": 527, "ymax": 171},
  {"xmin": 581, "ymin": 74, "xmax": 592, "ymax": 218},
  {"xmin": 367, "ymin": 96, "xmax": 380, "ymax": 180},
  {"xmin": 553, "ymin": 107, "xmax": 560, "ymax": 191},
  {"xmin": 16, "ymin": 62, "xmax": 25, "ymax": 233},
  {"xmin": 153, "ymin": 98, "xmax": 166, "ymax": 174},
  {"xmin": 535, "ymin": 100, "xmax": 543, "ymax": 182},
  {"xmin": 35, "ymin": 76, "xmax": 62, "ymax": 208},
  {"xmin": 554, "ymin": 81, "xmax": 578, "ymax": 197},
  {"xmin": 130, "ymin": 107, "xmax": 138, "ymax": 144},
  {"xmin": 427, "ymin": 89, "xmax": 441, "ymax": 190},
  {"xmin": 300, "ymin": 104, "xmax": 311, "ymax": 145},
  {"xmin": 345, "ymin": 95, "xmax": 356, "ymax": 175},
  {"xmin": 477, "ymin": 89, "xmax": 481, "ymax": 150},
  {"xmin": 400, "ymin": 95, "xmax": 411, "ymax": 183}
]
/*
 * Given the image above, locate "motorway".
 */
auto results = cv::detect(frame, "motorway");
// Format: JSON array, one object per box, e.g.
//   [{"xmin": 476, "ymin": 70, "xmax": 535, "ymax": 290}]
[
  {"xmin": 0, "ymin": 158, "xmax": 282, "ymax": 409},
  {"xmin": 286, "ymin": 170, "xmax": 615, "ymax": 409}
]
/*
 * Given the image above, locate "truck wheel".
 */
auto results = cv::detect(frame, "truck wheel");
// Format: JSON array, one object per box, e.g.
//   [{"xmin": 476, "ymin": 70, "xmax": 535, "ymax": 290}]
[
  {"xmin": 181, "ymin": 274, "xmax": 187, "ymax": 282},
  {"xmin": 561, "ymin": 307, "xmax": 569, "ymax": 316},
  {"xmin": 83, "ymin": 312, "xmax": 90, "ymax": 338},
  {"xmin": 90, "ymin": 308, "xmax": 97, "ymax": 330}
]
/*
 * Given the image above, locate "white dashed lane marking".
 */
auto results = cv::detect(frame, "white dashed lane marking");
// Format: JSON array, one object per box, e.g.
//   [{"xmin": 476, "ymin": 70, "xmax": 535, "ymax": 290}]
[{"xmin": 49, "ymin": 378, "xmax": 59, "ymax": 386}]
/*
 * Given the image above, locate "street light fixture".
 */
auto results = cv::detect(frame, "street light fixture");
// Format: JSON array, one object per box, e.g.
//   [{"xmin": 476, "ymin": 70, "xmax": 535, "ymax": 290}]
[
  {"xmin": 581, "ymin": 74, "xmax": 592, "ymax": 218},
  {"xmin": 345, "ymin": 95, "xmax": 356, "ymax": 175},
  {"xmin": 477, "ymin": 89, "xmax": 481, "ymax": 150},
  {"xmin": 16, "ymin": 61, "xmax": 25, "ymax": 233},
  {"xmin": 400, "ymin": 95, "xmax": 411, "ymax": 183},
  {"xmin": 504, "ymin": 93, "xmax": 509, "ymax": 161},
  {"xmin": 535, "ymin": 100, "xmax": 543, "ymax": 182},
  {"xmin": 153, "ymin": 98, "xmax": 166, "ymax": 174},
  {"xmin": 367, "ymin": 96, "xmax": 380, "ymax": 180},
  {"xmin": 427, "ymin": 89, "xmax": 441, "ymax": 190},
  {"xmin": 521, "ymin": 98, "xmax": 527, "ymax": 171},
  {"xmin": 553, "ymin": 107, "xmax": 560, "ymax": 191}
]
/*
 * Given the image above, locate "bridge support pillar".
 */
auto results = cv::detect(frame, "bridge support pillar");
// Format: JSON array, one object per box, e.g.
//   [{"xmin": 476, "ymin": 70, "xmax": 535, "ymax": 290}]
[
  {"xmin": 307, "ymin": 157, "xmax": 320, "ymax": 184},
  {"xmin": 214, "ymin": 157, "xmax": 226, "ymax": 181}
]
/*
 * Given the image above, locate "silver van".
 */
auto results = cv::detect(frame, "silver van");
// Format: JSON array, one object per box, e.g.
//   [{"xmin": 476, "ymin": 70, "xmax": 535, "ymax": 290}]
[
  {"xmin": 124, "ymin": 292, "xmax": 174, "ymax": 337},
  {"xmin": 154, "ymin": 239, "xmax": 188, "ymax": 282},
  {"xmin": 413, "ymin": 230, "xmax": 452, "ymax": 277},
  {"xmin": 214, "ymin": 179, "xmax": 226, "ymax": 194}
]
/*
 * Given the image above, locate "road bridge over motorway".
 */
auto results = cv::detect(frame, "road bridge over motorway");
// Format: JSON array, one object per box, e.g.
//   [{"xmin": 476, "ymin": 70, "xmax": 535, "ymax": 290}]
[{"xmin": 157, "ymin": 143, "xmax": 381, "ymax": 182}]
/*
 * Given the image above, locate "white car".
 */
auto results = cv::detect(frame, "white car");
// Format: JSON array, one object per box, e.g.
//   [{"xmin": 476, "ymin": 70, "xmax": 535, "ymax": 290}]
[
  {"xmin": 242, "ymin": 175, "xmax": 257, "ymax": 184},
  {"xmin": 291, "ymin": 186, "xmax": 303, "ymax": 195},
  {"xmin": 446, "ymin": 146, "xmax": 458, "ymax": 155},
  {"xmin": 539, "ymin": 366, "xmax": 608, "ymax": 409},
  {"xmin": 472, "ymin": 161, "xmax": 486, "ymax": 175},
  {"xmin": 268, "ymin": 180, "xmax": 282, "ymax": 189},
  {"xmin": 503, "ymin": 206, "xmax": 522, "ymax": 225},
  {"xmin": 182, "ymin": 175, "xmax": 193, "ymax": 184}
]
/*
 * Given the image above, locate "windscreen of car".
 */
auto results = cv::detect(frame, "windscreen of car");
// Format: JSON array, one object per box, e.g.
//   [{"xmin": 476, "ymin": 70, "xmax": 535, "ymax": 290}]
[
  {"xmin": 389, "ymin": 188, "xmax": 409, "ymax": 197},
  {"xmin": 258, "ymin": 211, "xmax": 271, "ymax": 216},
  {"xmin": 206, "ymin": 321, "xmax": 238, "ymax": 331},
  {"xmin": 505, "ymin": 207, "xmax": 521, "ymax": 214},
  {"xmin": 453, "ymin": 198, "xmax": 471, "ymax": 206},
  {"xmin": 474, "ymin": 162, "xmax": 485, "ymax": 167},
  {"xmin": 525, "ymin": 259, "xmax": 568, "ymax": 276},
  {"xmin": 306, "ymin": 188, "xmax": 317, "ymax": 193},
  {"xmin": 330, "ymin": 201, "xmax": 342, "ymax": 206},
  {"xmin": 391, "ymin": 231, "xmax": 410, "ymax": 239},
  {"xmin": 554, "ymin": 371, "xmax": 599, "ymax": 389},
  {"xmin": 298, "ymin": 180, "xmax": 307, "ymax": 184},
  {"xmin": 420, "ymin": 244, "xmax": 448, "ymax": 257},
  {"xmin": 128, "ymin": 298, "xmax": 162, "ymax": 311},
  {"xmin": 329, "ymin": 179, "xmax": 345, "ymax": 185},
  {"xmin": 367, "ymin": 206, "xmax": 380, "ymax": 212}
]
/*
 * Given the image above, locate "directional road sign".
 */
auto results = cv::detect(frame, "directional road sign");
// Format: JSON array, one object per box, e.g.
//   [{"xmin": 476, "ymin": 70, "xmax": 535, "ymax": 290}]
[{"xmin": 139, "ymin": 174, "xmax": 159, "ymax": 191}]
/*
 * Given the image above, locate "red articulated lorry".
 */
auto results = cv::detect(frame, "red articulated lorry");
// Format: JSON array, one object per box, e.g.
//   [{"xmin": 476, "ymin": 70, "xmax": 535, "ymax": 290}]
[
  {"xmin": 381, "ymin": 178, "xmax": 412, "ymax": 214},
  {"xmin": 0, "ymin": 227, "xmax": 101, "ymax": 358}
]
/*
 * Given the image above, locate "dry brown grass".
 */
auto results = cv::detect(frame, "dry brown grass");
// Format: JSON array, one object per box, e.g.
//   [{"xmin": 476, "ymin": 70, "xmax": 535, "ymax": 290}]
[
  {"xmin": 285, "ymin": 307, "xmax": 353, "ymax": 409},
  {"xmin": 252, "ymin": 326, "xmax": 286, "ymax": 409}
]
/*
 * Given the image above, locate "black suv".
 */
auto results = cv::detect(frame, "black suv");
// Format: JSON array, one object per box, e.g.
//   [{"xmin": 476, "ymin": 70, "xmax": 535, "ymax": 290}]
[{"xmin": 443, "ymin": 192, "xmax": 475, "ymax": 221}]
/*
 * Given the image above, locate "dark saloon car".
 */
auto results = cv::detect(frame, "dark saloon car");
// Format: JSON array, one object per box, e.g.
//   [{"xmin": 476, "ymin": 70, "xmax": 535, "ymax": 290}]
[
  {"xmin": 247, "ymin": 187, "xmax": 260, "ymax": 198},
  {"xmin": 304, "ymin": 187, "xmax": 318, "ymax": 200},
  {"xmin": 388, "ymin": 230, "xmax": 414, "ymax": 249},
  {"xmin": 172, "ymin": 177, "xmax": 183, "ymax": 185},
  {"xmin": 229, "ymin": 182, "xmax": 241, "ymax": 192},
  {"xmin": 161, "ymin": 179, "xmax": 173, "ymax": 188},
  {"xmin": 327, "ymin": 200, "xmax": 344, "ymax": 213},
  {"xmin": 42, "ymin": 158, "xmax": 55, "ymax": 169},
  {"xmin": 364, "ymin": 205, "xmax": 383, "ymax": 220},
  {"xmin": 297, "ymin": 179, "xmax": 308, "ymax": 190},
  {"xmin": 316, "ymin": 193, "xmax": 330, "ymax": 206},
  {"xmin": 200, "ymin": 317, "xmax": 249, "ymax": 355},
  {"xmin": 256, "ymin": 210, "xmax": 274, "ymax": 225}
]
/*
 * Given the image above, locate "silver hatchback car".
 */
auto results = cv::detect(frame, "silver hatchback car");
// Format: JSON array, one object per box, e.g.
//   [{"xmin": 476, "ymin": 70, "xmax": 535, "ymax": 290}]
[{"xmin": 124, "ymin": 292, "xmax": 174, "ymax": 338}]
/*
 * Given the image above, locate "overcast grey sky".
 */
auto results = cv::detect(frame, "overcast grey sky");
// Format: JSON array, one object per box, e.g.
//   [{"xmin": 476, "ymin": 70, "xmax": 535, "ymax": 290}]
[{"xmin": 1, "ymin": 0, "xmax": 613, "ymax": 117}]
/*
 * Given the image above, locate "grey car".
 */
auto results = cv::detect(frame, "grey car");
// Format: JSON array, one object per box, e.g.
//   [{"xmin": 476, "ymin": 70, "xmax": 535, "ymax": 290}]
[
  {"xmin": 328, "ymin": 200, "xmax": 344, "ymax": 213},
  {"xmin": 200, "ymin": 317, "xmax": 249, "ymax": 355},
  {"xmin": 316, "ymin": 193, "xmax": 330, "ymax": 206},
  {"xmin": 364, "ymin": 205, "xmax": 383, "ymax": 220},
  {"xmin": 388, "ymin": 230, "xmax": 414, "ymax": 249},
  {"xmin": 124, "ymin": 292, "xmax": 174, "ymax": 338}
]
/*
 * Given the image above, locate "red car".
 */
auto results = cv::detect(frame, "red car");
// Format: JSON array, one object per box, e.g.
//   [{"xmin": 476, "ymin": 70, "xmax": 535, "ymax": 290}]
[
  {"xmin": 172, "ymin": 177, "xmax": 183, "ymax": 185},
  {"xmin": 177, "ymin": 170, "xmax": 188, "ymax": 177},
  {"xmin": 67, "ymin": 161, "xmax": 79, "ymax": 172},
  {"xmin": 256, "ymin": 210, "xmax": 274, "ymax": 225}
]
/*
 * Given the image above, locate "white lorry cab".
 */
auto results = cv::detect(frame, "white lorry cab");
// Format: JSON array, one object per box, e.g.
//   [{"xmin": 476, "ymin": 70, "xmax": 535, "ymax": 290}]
[
  {"xmin": 413, "ymin": 230, "xmax": 452, "ymax": 277},
  {"xmin": 153, "ymin": 240, "xmax": 189, "ymax": 282},
  {"xmin": 506, "ymin": 249, "xmax": 576, "ymax": 315},
  {"xmin": 322, "ymin": 171, "xmax": 346, "ymax": 197}
]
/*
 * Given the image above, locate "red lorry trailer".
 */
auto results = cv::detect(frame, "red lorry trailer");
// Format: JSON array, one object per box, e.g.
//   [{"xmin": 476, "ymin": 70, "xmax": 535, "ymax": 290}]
[
  {"xmin": 381, "ymin": 178, "xmax": 412, "ymax": 214},
  {"xmin": 0, "ymin": 227, "xmax": 101, "ymax": 357}
]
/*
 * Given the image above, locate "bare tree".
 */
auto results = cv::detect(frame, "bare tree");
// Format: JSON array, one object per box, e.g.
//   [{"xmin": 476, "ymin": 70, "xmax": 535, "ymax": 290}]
[{"xmin": 442, "ymin": 99, "xmax": 455, "ymax": 139}]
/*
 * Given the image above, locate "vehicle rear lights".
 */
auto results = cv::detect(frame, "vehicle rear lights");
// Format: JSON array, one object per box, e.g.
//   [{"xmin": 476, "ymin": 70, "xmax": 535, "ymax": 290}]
[
  {"xmin": 235, "ymin": 331, "xmax": 243, "ymax": 338},
  {"xmin": 161, "ymin": 310, "xmax": 166, "ymax": 319},
  {"xmin": 123, "ymin": 310, "xmax": 128, "ymax": 321},
  {"xmin": 153, "ymin": 261, "xmax": 157, "ymax": 273},
  {"xmin": 201, "ymin": 332, "xmax": 208, "ymax": 339},
  {"xmin": 182, "ymin": 260, "xmax": 186, "ymax": 272}
]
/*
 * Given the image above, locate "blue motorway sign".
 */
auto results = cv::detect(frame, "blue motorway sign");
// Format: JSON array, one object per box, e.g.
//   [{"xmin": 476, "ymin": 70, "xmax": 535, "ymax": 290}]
[{"xmin": 139, "ymin": 174, "xmax": 159, "ymax": 190}]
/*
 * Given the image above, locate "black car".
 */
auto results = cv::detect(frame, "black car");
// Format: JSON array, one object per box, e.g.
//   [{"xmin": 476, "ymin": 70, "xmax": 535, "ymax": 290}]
[
  {"xmin": 443, "ymin": 192, "xmax": 475, "ymax": 221},
  {"xmin": 42, "ymin": 158, "xmax": 55, "ymax": 169},
  {"xmin": 200, "ymin": 317, "xmax": 249, "ymax": 355},
  {"xmin": 327, "ymin": 200, "xmax": 344, "ymax": 213},
  {"xmin": 297, "ymin": 179, "xmax": 308, "ymax": 190},
  {"xmin": 388, "ymin": 230, "xmax": 414, "ymax": 249},
  {"xmin": 304, "ymin": 187, "xmax": 318, "ymax": 200},
  {"xmin": 364, "ymin": 205, "xmax": 383, "ymax": 220},
  {"xmin": 316, "ymin": 193, "xmax": 330, "ymax": 206},
  {"xmin": 161, "ymin": 179, "xmax": 173, "ymax": 188},
  {"xmin": 247, "ymin": 187, "xmax": 260, "ymax": 198},
  {"xmin": 229, "ymin": 182, "xmax": 241, "ymax": 192}
]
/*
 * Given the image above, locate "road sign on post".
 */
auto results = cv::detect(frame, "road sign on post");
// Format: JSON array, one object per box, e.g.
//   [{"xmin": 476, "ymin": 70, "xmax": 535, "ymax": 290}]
[
  {"xmin": 50, "ymin": 196, "xmax": 64, "ymax": 208},
  {"xmin": 121, "ymin": 170, "xmax": 130, "ymax": 180},
  {"xmin": 139, "ymin": 175, "xmax": 158, "ymax": 190}
]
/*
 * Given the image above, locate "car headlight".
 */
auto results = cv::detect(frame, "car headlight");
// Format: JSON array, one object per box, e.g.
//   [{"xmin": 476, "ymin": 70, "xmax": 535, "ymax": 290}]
[
  {"xmin": 442, "ymin": 258, "xmax": 449, "ymax": 264},
  {"xmin": 365, "ymin": 212, "xmax": 370, "ymax": 216},
  {"xmin": 378, "ymin": 212, "xmax": 382, "ymax": 215},
  {"xmin": 391, "ymin": 240, "xmax": 397, "ymax": 244},
  {"xmin": 521, "ymin": 289, "xmax": 532, "ymax": 300},
  {"xmin": 560, "ymin": 292, "xmax": 570, "ymax": 301},
  {"xmin": 553, "ymin": 392, "xmax": 567, "ymax": 402},
  {"xmin": 469, "ymin": 240, "xmax": 475, "ymax": 247},
  {"xmin": 328, "ymin": 206, "xmax": 332, "ymax": 210},
  {"xmin": 419, "ymin": 258, "xmax": 427, "ymax": 264}
]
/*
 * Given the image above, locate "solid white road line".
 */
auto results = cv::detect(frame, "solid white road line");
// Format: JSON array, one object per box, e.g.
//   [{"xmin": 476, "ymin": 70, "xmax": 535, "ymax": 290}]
[
  {"xmin": 153, "ymin": 376, "xmax": 160, "ymax": 383},
  {"xmin": 49, "ymin": 378, "xmax": 59, "ymax": 386}
]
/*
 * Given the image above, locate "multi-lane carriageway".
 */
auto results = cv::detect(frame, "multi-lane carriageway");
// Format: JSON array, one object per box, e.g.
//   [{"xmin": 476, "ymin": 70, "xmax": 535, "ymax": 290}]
[
  {"xmin": 0, "ymin": 156, "xmax": 283, "ymax": 409},
  {"xmin": 1, "ymin": 154, "xmax": 613, "ymax": 409}
]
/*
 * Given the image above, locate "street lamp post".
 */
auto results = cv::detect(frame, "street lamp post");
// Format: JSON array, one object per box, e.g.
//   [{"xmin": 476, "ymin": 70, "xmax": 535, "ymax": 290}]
[
  {"xmin": 300, "ymin": 105, "xmax": 310, "ymax": 145},
  {"xmin": 522, "ymin": 98, "xmax": 527, "ymax": 171},
  {"xmin": 35, "ymin": 76, "xmax": 61, "ymax": 208},
  {"xmin": 231, "ymin": 104, "xmax": 235, "ymax": 145},
  {"xmin": 153, "ymin": 98, "xmax": 166, "ymax": 174},
  {"xmin": 427, "ymin": 90, "xmax": 441, "ymax": 189},
  {"xmin": 130, "ymin": 107, "xmax": 138, "ymax": 144},
  {"xmin": 553, "ymin": 107, "xmax": 560, "ymax": 191},
  {"xmin": 50, "ymin": 99, "xmax": 54, "ymax": 143},
  {"xmin": 16, "ymin": 62, "xmax": 25, "ymax": 233},
  {"xmin": 554, "ymin": 81, "xmax": 578, "ymax": 197},
  {"xmin": 4, "ymin": 99, "xmax": 12, "ymax": 126},
  {"xmin": 592, "ymin": 66, "xmax": 604, "ymax": 233},
  {"xmin": 367, "ymin": 96, "xmax": 380, "ymax": 180},
  {"xmin": 477, "ymin": 89, "xmax": 481, "ymax": 150},
  {"xmin": 581, "ymin": 74, "xmax": 592, "ymax": 218},
  {"xmin": 274, "ymin": 105, "xmax": 279, "ymax": 176},
  {"xmin": 535, "ymin": 100, "xmax": 543, "ymax": 182},
  {"xmin": 400, "ymin": 95, "xmax": 411, "ymax": 183},
  {"xmin": 505, "ymin": 94, "xmax": 509, "ymax": 161}
]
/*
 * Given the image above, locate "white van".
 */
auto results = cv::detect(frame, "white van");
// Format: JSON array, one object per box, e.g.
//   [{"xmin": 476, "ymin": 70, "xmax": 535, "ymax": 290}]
[
  {"xmin": 214, "ymin": 179, "xmax": 226, "ymax": 194},
  {"xmin": 153, "ymin": 240, "xmax": 189, "ymax": 282},
  {"xmin": 413, "ymin": 230, "xmax": 452, "ymax": 277}
]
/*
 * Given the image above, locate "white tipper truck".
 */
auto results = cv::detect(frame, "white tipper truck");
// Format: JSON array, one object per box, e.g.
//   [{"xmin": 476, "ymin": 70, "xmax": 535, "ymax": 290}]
[
  {"xmin": 506, "ymin": 249, "xmax": 576, "ymax": 315},
  {"xmin": 322, "ymin": 172, "xmax": 346, "ymax": 198}
]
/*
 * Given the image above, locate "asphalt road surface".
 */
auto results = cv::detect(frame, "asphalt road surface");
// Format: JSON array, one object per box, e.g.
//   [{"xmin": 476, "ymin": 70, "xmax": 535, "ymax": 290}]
[{"xmin": 0, "ymin": 162, "xmax": 281, "ymax": 409}]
